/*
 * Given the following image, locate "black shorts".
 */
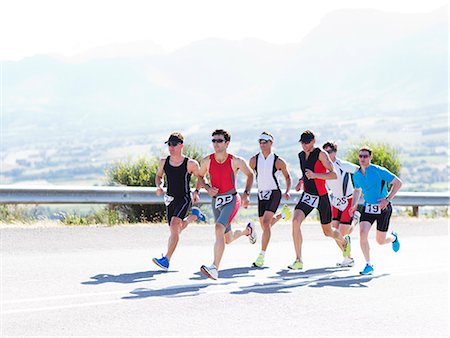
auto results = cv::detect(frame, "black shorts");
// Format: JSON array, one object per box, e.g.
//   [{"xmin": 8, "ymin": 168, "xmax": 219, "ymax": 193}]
[
  {"xmin": 361, "ymin": 203, "xmax": 392, "ymax": 232},
  {"xmin": 166, "ymin": 195, "xmax": 192, "ymax": 224},
  {"xmin": 295, "ymin": 192, "xmax": 332, "ymax": 224},
  {"xmin": 258, "ymin": 189, "xmax": 282, "ymax": 217}
]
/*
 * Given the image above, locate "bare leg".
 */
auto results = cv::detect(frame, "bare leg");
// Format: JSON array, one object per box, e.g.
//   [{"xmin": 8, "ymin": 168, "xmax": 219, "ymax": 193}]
[
  {"xmin": 165, "ymin": 217, "xmax": 183, "ymax": 260},
  {"xmin": 359, "ymin": 221, "xmax": 372, "ymax": 263},
  {"xmin": 292, "ymin": 209, "xmax": 306, "ymax": 261},
  {"xmin": 260, "ymin": 211, "xmax": 275, "ymax": 251},
  {"xmin": 375, "ymin": 230, "xmax": 395, "ymax": 245},
  {"xmin": 213, "ymin": 223, "xmax": 226, "ymax": 268}
]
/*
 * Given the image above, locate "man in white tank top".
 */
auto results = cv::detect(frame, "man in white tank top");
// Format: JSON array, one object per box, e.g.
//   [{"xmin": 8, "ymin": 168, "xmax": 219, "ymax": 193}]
[
  {"xmin": 323, "ymin": 141, "xmax": 359, "ymax": 267},
  {"xmin": 249, "ymin": 132, "xmax": 292, "ymax": 267}
]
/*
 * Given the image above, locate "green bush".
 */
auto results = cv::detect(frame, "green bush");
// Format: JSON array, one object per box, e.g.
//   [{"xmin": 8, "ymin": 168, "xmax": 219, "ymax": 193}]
[
  {"xmin": 345, "ymin": 141, "xmax": 401, "ymax": 177},
  {"xmin": 106, "ymin": 156, "xmax": 165, "ymax": 222},
  {"xmin": 0, "ymin": 205, "xmax": 32, "ymax": 223},
  {"xmin": 60, "ymin": 208, "xmax": 127, "ymax": 226}
]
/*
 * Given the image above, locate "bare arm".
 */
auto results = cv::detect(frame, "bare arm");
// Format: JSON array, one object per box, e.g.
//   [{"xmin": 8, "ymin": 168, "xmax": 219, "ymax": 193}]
[
  {"xmin": 196, "ymin": 156, "xmax": 218, "ymax": 197},
  {"xmin": 276, "ymin": 158, "xmax": 292, "ymax": 199},
  {"xmin": 349, "ymin": 187, "xmax": 362, "ymax": 217},
  {"xmin": 155, "ymin": 158, "xmax": 166, "ymax": 196},
  {"xmin": 233, "ymin": 156, "xmax": 254, "ymax": 208},
  {"xmin": 187, "ymin": 159, "xmax": 201, "ymax": 203},
  {"xmin": 379, "ymin": 177, "xmax": 403, "ymax": 209},
  {"xmin": 305, "ymin": 151, "xmax": 337, "ymax": 180}
]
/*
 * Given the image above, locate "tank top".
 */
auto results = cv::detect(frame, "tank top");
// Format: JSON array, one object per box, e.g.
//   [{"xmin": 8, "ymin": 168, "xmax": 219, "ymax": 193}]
[
  {"xmin": 255, "ymin": 152, "xmax": 280, "ymax": 191},
  {"xmin": 298, "ymin": 148, "xmax": 327, "ymax": 196},
  {"xmin": 163, "ymin": 156, "xmax": 191, "ymax": 198},
  {"xmin": 208, "ymin": 153, "xmax": 236, "ymax": 194}
]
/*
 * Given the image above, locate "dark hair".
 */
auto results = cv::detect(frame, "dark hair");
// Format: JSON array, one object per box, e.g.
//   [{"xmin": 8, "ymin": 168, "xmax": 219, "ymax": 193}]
[
  {"xmin": 323, "ymin": 141, "xmax": 337, "ymax": 152},
  {"xmin": 212, "ymin": 129, "xmax": 231, "ymax": 142},
  {"xmin": 359, "ymin": 146, "xmax": 372, "ymax": 155}
]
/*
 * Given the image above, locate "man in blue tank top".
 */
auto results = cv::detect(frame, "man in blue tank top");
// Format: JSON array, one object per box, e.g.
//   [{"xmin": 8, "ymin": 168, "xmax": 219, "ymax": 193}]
[
  {"xmin": 152, "ymin": 132, "xmax": 206, "ymax": 271},
  {"xmin": 349, "ymin": 146, "xmax": 403, "ymax": 275}
]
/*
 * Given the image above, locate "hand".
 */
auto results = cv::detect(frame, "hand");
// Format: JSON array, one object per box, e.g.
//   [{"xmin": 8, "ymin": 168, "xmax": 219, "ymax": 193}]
[
  {"xmin": 348, "ymin": 204, "xmax": 357, "ymax": 217},
  {"xmin": 242, "ymin": 193, "xmax": 250, "ymax": 209},
  {"xmin": 156, "ymin": 187, "xmax": 164, "ymax": 196},
  {"xmin": 295, "ymin": 181, "xmax": 303, "ymax": 192},
  {"xmin": 193, "ymin": 190, "xmax": 199, "ymax": 203},
  {"xmin": 305, "ymin": 169, "xmax": 315, "ymax": 180},
  {"xmin": 207, "ymin": 186, "xmax": 219, "ymax": 197},
  {"xmin": 378, "ymin": 198, "xmax": 389, "ymax": 210},
  {"xmin": 284, "ymin": 192, "xmax": 290, "ymax": 200}
]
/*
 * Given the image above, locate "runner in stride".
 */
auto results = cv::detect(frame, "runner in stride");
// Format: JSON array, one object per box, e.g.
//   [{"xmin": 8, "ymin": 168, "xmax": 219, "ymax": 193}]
[
  {"xmin": 349, "ymin": 146, "xmax": 402, "ymax": 275},
  {"xmin": 290, "ymin": 130, "xmax": 351, "ymax": 270},
  {"xmin": 322, "ymin": 141, "xmax": 359, "ymax": 267},
  {"xmin": 249, "ymin": 132, "xmax": 292, "ymax": 267},
  {"xmin": 152, "ymin": 132, "xmax": 206, "ymax": 271},
  {"xmin": 198, "ymin": 129, "xmax": 256, "ymax": 280}
]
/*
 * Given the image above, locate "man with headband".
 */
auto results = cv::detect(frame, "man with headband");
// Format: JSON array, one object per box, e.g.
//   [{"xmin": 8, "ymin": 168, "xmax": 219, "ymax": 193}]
[{"xmin": 249, "ymin": 131, "xmax": 292, "ymax": 267}]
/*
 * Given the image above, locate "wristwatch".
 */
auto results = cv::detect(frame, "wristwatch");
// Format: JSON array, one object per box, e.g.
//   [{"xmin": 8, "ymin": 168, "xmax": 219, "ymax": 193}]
[{"xmin": 243, "ymin": 190, "xmax": 250, "ymax": 195}]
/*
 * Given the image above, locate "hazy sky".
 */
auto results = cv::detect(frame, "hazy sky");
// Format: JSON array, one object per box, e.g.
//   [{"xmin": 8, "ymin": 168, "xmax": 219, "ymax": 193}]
[{"xmin": 0, "ymin": 0, "xmax": 448, "ymax": 61}]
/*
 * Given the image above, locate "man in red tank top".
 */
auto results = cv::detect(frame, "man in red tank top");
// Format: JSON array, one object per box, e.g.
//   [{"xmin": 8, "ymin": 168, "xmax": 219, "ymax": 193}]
[
  {"xmin": 196, "ymin": 129, "xmax": 257, "ymax": 280},
  {"xmin": 289, "ymin": 130, "xmax": 351, "ymax": 271}
]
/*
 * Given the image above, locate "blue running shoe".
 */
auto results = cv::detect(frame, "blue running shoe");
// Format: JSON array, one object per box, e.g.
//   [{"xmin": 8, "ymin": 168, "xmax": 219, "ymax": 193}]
[
  {"xmin": 192, "ymin": 207, "xmax": 206, "ymax": 222},
  {"xmin": 152, "ymin": 255, "xmax": 169, "ymax": 271},
  {"xmin": 360, "ymin": 263, "xmax": 374, "ymax": 275},
  {"xmin": 391, "ymin": 231, "xmax": 400, "ymax": 252}
]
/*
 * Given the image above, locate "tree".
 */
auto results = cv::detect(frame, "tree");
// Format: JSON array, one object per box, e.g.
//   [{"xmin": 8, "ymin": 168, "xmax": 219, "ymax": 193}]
[{"xmin": 345, "ymin": 141, "xmax": 401, "ymax": 176}]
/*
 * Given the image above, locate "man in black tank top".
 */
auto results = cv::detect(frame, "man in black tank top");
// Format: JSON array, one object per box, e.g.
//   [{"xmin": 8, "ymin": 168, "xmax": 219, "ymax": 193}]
[{"xmin": 152, "ymin": 132, "xmax": 206, "ymax": 271}]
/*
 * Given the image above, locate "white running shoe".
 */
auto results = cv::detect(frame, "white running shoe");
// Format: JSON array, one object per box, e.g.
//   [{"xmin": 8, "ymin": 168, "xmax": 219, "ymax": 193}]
[
  {"xmin": 336, "ymin": 257, "xmax": 355, "ymax": 267},
  {"xmin": 247, "ymin": 222, "xmax": 257, "ymax": 244},
  {"xmin": 200, "ymin": 264, "xmax": 218, "ymax": 280}
]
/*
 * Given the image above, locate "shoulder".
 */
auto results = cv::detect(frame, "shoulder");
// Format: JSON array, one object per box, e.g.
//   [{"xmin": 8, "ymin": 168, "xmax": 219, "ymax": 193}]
[{"xmin": 187, "ymin": 158, "xmax": 199, "ymax": 166}]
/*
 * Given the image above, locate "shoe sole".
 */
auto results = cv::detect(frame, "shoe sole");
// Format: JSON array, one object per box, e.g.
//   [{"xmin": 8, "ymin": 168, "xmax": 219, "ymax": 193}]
[
  {"xmin": 152, "ymin": 258, "xmax": 168, "ymax": 271},
  {"xmin": 200, "ymin": 265, "xmax": 217, "ymax": 280},
  {"xmin": 252, "ymin": 262, "xmax": 263, "ymax": 268},
  {"xmin": 287, "ymin": 266, "xmax": 303, "ymax": 270},
  {"xmin": 336, "ymin": 262, "xmax": 355, "ymax": 267},
  {"xmin": 359, "ymin": 271, "xmax": 373, "ymax": 275}
]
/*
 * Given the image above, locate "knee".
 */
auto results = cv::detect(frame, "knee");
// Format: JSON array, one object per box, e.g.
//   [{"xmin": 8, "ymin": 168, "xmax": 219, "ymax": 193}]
[
  {"xmin": 375, "ymin": 234, "xmax": 386, "ymax": 245},
  {"xmin": 261, "ymin": 220, "xmax": 271, "ymax": 231}
]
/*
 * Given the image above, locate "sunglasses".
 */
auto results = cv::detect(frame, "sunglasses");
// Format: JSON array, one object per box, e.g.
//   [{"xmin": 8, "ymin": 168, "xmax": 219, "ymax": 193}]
[
  {"xmin": 167, "ymin": 142, "xmax": 181, "ymax": 147},
  {"xmin": 259, "ymin": 140, "xmax": 269, "ymax": 144},
  {"xmin": 359, "ymin": 154, "xmax": 370, "ymax": 159},
  {"xmin": 325, "ymin": 149, "xmax": 335, "ymax": 154},
  {"xmin": 212, "ymin": 139, "xmax": 225, "ymax": 143}
]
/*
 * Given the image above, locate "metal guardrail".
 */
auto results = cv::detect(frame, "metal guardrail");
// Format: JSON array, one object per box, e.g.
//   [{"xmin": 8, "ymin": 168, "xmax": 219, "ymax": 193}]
[{"xmin": 0, "ymin": 185, "xmax": 449, "ymax": 207}]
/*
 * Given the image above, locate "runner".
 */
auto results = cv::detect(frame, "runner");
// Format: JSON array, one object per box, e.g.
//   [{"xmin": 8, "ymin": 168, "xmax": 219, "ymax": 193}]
[
  {"xmin": 290, "ymin": 130, "xmax": 351, "ymax": 270},
  {"xmin": 249, "ymin": 132, "xmax": 292, "ymax": 267},
  {"xmin": 322, "ymin": 141, "xmax": 359, "ymax": 267},
  {"xmin": 197, "ymin": 129, "xmax": 257, "ymax": 280},
  {"xmin": 349, "ymin": 146, "xmax": 402, "ymax": 275},
  {"xmin": 152, "ymin": 132, "xmax": 206, "ymax": 271}
]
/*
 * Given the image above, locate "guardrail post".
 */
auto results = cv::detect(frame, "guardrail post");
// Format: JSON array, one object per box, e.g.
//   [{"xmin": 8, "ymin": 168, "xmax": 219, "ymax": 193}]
[{"xmin": 412, "ymin": 206, "xmax": 419, "ymax": 217}]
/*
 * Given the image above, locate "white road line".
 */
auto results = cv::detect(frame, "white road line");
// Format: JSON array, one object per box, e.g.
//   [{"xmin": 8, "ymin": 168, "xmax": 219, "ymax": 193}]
[{"xmin": 2, "ymin": 266, "xmax": 448, "ymax": 315}]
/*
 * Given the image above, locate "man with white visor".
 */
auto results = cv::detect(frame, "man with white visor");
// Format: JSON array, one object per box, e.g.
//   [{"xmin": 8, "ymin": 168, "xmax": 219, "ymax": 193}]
[{"xmin": 249, "ymin": 132, "xmax": 292, "ymax": 267}]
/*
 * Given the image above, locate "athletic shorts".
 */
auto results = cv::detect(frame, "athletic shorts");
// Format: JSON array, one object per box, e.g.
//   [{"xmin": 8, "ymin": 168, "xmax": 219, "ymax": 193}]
[
  {"xmin": 258, "ymin": 189, "xmax": 282, "ymax": 217},
  {"xmin": 361, "ymin": 203, "xmax": 392, "ymax": 232},
  {"xmin": 212, "ymin": 193, "xmax": 241, "ymax": 234},
  {"xmin": 166, "ymin": 195, "xmax": 192, "ymax": 224},
  {"xmin": 332, "ymin": 197, "xmax": 353, "ymax": 225},
  {"xmin": 295, "ymin": 192, "xmax": 332, "ymax": 225}
]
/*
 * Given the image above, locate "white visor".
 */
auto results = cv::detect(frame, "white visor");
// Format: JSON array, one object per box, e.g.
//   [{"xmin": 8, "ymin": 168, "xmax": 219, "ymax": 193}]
[{"xmin": 259, "ymin": 134, "xmax": 273, "ymax": 142}]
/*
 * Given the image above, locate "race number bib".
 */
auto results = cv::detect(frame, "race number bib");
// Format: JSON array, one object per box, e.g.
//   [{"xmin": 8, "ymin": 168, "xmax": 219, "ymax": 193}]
[
  {"xmin": 332, "ymin": 196, "xmax": 348, "ymax": 211},
  {"xmin": 258, "ymin": 190, "xmax": 272, "ymax": 201},
  {"xmin": 164, "ymin": 194, "xmax": 174, "ymax": 206},
  {"xmin": 365, "ymin": 203, "xmax": 381, "ymax": 214},
  {"xmin": 301, "ymin": 192, "xmax": 319, "ymax": 208},
  {"xmin": 215, "ymin": 194, "xmax": 234, "ymax": 209}
]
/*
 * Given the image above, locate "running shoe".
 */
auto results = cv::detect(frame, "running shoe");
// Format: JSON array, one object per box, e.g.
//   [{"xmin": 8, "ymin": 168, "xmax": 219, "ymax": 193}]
[
  {"xmin": 336, "ymin": 257, "xmax": 355, "ymax": 267},
  {"xmin": 200, "ymin": 264, "xmax": 218, "ymax": 280},
  {"xmin": 253, "ymin": 253, "xmax": 265, "ymax": 267},
  {"xmin": 281, "ymin": 204, "xmax": 291, "ymax": 221},
  {"xmin": 391, "ymin": 231, "xmax": 400, "ymax": 252},
  {"xmin": 152, "ymin": 255, "xmax": 169, "ymax": 271},
  {"xmin": 359, "ymin": 263, "xmax": 374, "ymax": 275},
  {"xmin": 343, "ymin": 235, "xmax": 351, "ymax": 257},
  {"xmin": 288, "ymin": 260, "xmax": 303, "ymax": 270},
  {"xmin": 247, "ymin": 222, "xmax": 257, "ymax": 244},
  {"xmin": 192, "ymin": 207, "xmax": 206, "ymax": 222}
]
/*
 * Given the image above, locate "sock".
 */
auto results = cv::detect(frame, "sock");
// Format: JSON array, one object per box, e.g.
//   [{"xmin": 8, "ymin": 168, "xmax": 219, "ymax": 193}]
[
  {"xmin": 260, "ymin": 250, "xmax": 266, "ymax": 256},
  {"xmin": 281, "ymin": 212, "xmax": 286, "ymax": 219}
]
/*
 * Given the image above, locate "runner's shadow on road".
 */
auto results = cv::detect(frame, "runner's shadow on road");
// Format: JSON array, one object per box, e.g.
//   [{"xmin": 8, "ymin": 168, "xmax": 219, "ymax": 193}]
[
  {"xmin": 123, "ymin": 281, "xmax": 233, "ymax": 299},
  {"xmin": 82, "ymin": 270, "xmax": 176, "ymax": 285},
  {"xmin": 190, "ymin": 266, "xmax": 266, "ymax": 280},
  {"xmin": 269, "ymin": 267, "xmax": 348, "ymax": 281},
  {"xmin": 231, "ymin": 271, "xmax": 388, "ymax": 294}
]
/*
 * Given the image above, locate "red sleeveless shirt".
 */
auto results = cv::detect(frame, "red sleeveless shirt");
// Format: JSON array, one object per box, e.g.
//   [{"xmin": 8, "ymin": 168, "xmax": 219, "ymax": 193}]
[{"xmin": 209, "ymin": 153, "xmax": 237, "ymax": 194}]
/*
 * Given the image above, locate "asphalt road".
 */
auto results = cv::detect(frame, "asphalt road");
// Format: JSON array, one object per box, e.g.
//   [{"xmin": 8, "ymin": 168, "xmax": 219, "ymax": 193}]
[{"xmin": 1, "ymin": 217, "xmax": 449, "ymax": 337}]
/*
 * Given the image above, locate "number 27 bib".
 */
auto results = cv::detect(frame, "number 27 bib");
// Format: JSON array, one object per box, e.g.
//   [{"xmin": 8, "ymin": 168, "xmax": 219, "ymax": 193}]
[{"xmin": 301, "ymin": 192, "xmax": 319, "ymax": 208}]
